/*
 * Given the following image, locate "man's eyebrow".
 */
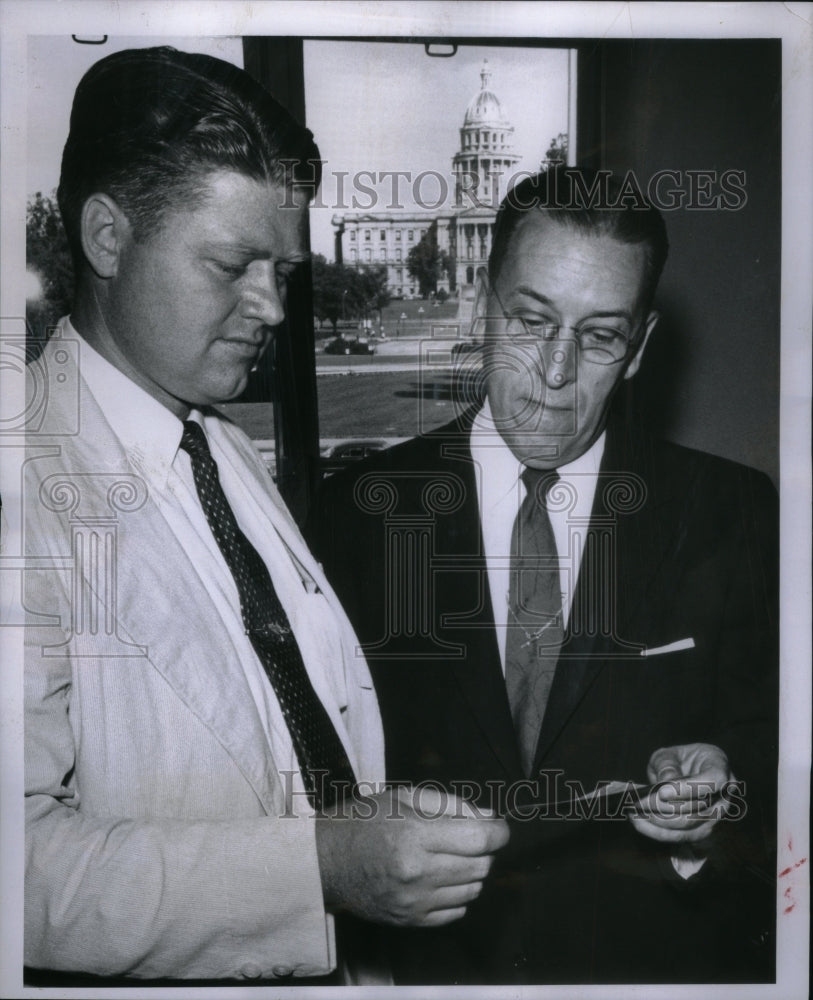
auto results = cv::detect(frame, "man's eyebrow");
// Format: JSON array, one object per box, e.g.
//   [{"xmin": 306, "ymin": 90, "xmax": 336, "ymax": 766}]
[
  {"xmin": 507, "ymin": 285, "xmax": 634, "ymax": 323},
  {"xmin": 507, "ymin": 286, "xmax": 556, "ymax": 309},
  {"xmin": 201, "ymin": 242, "xmax": 312, "ymax": 264}
]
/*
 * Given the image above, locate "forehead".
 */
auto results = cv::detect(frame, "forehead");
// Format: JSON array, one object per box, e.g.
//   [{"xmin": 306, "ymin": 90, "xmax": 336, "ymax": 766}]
[
  {"xmin": 494, "ymin": 212, "xmax": 649, "ymax": 313},
  {"xmin": 162, "ymin": 170, "xmax": 309, "ymax": 256}
]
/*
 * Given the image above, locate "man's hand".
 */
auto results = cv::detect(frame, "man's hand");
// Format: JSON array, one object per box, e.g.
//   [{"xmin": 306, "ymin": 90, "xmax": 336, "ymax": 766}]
[
  {"xmin": 629, "ymin": 742, "xmax": 736, "ymax": 844},
  {"xmin": 315, "ymin": 785, "xmax": 510, "ymax": 927}
]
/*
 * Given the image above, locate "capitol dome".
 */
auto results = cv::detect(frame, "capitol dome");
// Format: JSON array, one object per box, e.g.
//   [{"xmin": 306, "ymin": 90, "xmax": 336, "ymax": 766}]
[
  {"xmin": 464, "ymin": 61, "xmax": 509, "ymax": 126},
  {"xmin": 452, "ymin": 61, "xmax": 520, "ymax": 213}
]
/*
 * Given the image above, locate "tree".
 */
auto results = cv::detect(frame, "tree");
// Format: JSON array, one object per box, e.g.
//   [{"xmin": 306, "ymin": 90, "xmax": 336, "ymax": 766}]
[
  {"xmin": 541, "ymin": 133, "xmax": 569, "ymax": 171},
  {"xmin": 311, "ymin": 257, "xmax": 391, "ymax": 335},
  {"xmin": 26, "ymin": 191, "xmax": 74, "ymax": 336},
  {"xmin": 356, "ymin": 265, "xmax": 390, "ymax": 321},
  {"xmin": 311, "ymin": 255, "xmax": 359, "ymax": 335},
  {"xmin": 406, "ymin": 221, "xmax": 451, "ymax": 299}
]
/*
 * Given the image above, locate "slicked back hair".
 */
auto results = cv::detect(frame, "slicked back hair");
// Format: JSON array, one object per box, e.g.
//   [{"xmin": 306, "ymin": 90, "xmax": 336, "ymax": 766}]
[
  {"xmin": 58, "ymin": 46, "xmax": 321, "ymax": 265},
  {"xmin": 489, "ymin": 167, "xmax": 669, "ymax": 311}
]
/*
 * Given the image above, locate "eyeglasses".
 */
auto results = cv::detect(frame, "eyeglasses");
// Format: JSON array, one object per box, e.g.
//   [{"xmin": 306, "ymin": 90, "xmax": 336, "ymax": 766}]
[{"xmin": 488, "ymin": 287, "xmax": 641, "ymax": 367}]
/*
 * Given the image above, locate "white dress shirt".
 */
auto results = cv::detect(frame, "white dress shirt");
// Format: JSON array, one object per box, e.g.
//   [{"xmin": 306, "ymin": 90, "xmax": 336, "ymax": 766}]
[
  {"xmin": 469, "ymin": 400, "xmax": 605, "ymax": 673},
  {"xmin": 75, "ymin": 322, "xmax": 330, "ymax": 813}
]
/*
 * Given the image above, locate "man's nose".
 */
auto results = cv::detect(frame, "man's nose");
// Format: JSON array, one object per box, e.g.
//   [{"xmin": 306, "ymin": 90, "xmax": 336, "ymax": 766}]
[
  {"xmin": 539, "ymin": 336, "xmax": 577, "ymax": 389},
  {"xmin": 239, "ymin": 261, "xmax": 286, "ymax": 327}
]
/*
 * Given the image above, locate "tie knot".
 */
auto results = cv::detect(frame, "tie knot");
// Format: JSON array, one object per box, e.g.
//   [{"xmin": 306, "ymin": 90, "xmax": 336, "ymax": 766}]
[
  {"xmin": 521, "ymin": 466, "xmax": 559, "ymax": 509},
  {"xmin": 179, "ymin": 420, "xmax": 210, "ymax": 461}
]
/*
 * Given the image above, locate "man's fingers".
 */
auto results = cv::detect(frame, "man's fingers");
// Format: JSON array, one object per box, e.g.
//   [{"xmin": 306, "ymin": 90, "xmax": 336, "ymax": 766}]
[
  {"xmin": 422, "ymin": 852, "xmax": 495, "ymax": 887},
  {"xmin": 640, "ymin": 777, "xmax": 731, "ymax": 814},
  {"xmin": 633, "ymin": 796, "xmax": 728, "ymax": 828},
  {"xmin": 424, "ymin": 815, "xmax": 510, "ymax": 857},
  {"xmin": 632, "ymin": 809, "xmax": 720, "ymax": 831},
  {"xmin": 399, "ymin": 784, "xmax": 485, "ymax": 817},
  {"xmin": 395, "ymin": 786, "xmax": 510, "ymax": 855},
  {"xmin": 630, "ymin": 813, "xmax": 718, "ymax": 843},
  {"xmin": 413, "ymin": 882, "xmax": 485, "ymax": 925},
  {"xmin": 419, "ymin": 907, "xmax": 468, "ymax": 927},
  {"xmin": 426, "ymin": 880, "xmax": 485, "ymax": 911},
  {"xmin": 647, "ymin": 743, "xmax": 733, "ymax": 786}
]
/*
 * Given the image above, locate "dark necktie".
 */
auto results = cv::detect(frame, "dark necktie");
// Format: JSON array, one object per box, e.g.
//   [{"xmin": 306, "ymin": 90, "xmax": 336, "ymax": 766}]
[
  {"xmin": 179, "ymin": 420, "xmax": 355, "ymax": 810},
  {"xmin": 505, "ymin": 467, "xmax": 564, "ymax": 776}
]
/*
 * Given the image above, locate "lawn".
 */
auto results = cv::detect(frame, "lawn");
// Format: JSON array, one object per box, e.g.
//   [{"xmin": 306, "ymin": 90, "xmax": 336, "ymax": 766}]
[
  {"xmin": 316, "ymin": 371, "xmax": 461, "ymax": 438},
  {"xmin": 380, "ymin": 298, "xmax": 460, "ymax": 323},
  {"xmin": 217, "ymin": 370, "xmax": 467, "ymax": 443}
]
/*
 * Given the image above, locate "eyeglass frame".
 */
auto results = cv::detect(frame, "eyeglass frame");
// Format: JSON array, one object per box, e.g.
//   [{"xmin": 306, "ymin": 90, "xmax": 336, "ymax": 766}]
[{"xmin": 483, "ymin": 282, "xmax": 647, "ymax": 367}]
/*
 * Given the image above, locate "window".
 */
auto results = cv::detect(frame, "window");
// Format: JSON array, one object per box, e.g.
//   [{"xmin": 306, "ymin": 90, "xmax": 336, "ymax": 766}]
[
  {"xmin": 302, "ymin": 39, "xmax": 574, "ymax": 474},
  {"xmin": 365, "ymin": 247, "xmax": 371, "ymax": 261},
  {"xmin": 379, "ymin": 248, "xmax": 386, "ymax": 260},
  {"xmin": 364, "ymin": 230, "xmax": 371, "ymax": 241},
  {"xmin": 350, "ymin": 230, "xmax": 356, "ymax": 240}
]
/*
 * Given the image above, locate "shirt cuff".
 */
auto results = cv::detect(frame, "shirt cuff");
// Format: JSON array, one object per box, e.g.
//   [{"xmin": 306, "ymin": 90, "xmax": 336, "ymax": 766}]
[{"xmin": 670, "ymin": 843, "xmax": 708, "ymax": 880}]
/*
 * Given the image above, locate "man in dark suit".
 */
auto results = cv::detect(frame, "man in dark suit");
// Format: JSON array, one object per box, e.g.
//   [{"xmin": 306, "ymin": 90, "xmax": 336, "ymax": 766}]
[{"xmin": 307, "ymin": 168, "xmax": 778, "ymax": 985}]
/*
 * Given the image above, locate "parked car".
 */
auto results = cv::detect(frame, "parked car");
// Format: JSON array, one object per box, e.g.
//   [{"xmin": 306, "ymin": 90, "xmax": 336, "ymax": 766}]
[
  {"xmin": 323, "ymin": 335, "xmax": 375, "ymax": 356},
  {"xmin": 321, "ymin": 438, "xmax": 390, "ymax": 474}
]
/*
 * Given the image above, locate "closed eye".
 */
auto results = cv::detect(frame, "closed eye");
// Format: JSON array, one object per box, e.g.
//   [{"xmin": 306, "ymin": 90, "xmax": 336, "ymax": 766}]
[
  {"xmin": 210, "ymin": 259, "xmax": 248, "ymax": 279},
  {"xmin": 515, "ymin": 316, "xmax": 558, "ymax": 338},
  {"xmin": 579, "ymin": 325, "xmax": 628, "ymax": 346}
]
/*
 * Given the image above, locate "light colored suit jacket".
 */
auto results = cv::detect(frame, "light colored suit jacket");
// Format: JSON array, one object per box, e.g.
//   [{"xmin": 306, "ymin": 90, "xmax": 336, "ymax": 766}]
[{"xmin": 24, "ymin": 331, "xmax": 385, "ymax": 980}]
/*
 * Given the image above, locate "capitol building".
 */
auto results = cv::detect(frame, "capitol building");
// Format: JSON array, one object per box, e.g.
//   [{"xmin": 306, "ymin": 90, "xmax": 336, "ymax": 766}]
[{"xmin": 331, "ymin": 62, "xmax": 522, "ymax": 300}]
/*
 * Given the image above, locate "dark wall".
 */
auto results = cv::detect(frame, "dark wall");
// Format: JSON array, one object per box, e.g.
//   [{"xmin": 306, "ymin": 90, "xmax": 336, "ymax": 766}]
[{"xmin": 579, "ymin": 40, "xmax": 781, "ymax": 482}]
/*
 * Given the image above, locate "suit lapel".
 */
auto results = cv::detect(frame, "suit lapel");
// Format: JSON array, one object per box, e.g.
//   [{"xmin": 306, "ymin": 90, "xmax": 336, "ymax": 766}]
[
  {"xmin": 534, "ymin": 418, "xmax": 690, "ymax": 766},
  {"xmin": 427, "ymin": 416, "xmax": 523, "ymax": 780}
]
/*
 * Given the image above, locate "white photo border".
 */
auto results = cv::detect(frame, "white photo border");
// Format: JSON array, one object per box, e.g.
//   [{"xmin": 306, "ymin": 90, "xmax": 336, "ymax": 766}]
[{"xmin": 1, "ymin": 3, "xmax": 810, "ymax": 998}]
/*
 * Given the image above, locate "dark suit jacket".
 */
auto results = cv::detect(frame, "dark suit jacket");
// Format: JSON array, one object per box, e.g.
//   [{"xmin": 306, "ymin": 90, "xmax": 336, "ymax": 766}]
[{"xmin": 307, "ymin": 410, "xmax": 778, "ymax": 985}]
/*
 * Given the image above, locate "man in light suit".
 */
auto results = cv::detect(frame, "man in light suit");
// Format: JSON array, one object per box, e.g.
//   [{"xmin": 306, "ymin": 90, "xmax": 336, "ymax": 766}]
[
  {"xmin": 309, "ymin": 168, "xmax": 778, "ymax": 984},
  {"xmin": 23, "ymin": 46, "xmax": 508, "ymax": 985}
]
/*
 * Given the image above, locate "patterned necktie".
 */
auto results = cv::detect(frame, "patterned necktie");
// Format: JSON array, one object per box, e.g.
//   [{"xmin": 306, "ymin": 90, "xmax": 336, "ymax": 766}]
[
  {"xmin": 505, "ymin": 466, "xmax": 564, "ymax": 776},
  {"xmin": 179, "ymin": 420, "xmax": 355, "ymax": 810}
]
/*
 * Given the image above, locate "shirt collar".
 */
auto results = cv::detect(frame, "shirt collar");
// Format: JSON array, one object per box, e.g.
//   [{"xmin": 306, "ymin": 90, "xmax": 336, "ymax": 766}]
[
  {"xmin": 66, "ymin": 317, "xmax": 185, "ymax": 488},
  {"xmin": 471, "ymin": 398, "xmax": 606, "ymax": 506}
]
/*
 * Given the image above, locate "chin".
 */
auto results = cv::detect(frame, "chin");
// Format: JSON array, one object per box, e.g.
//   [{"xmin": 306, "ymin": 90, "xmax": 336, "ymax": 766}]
[
  {"xmin": 503, "ymin": 435, "xmax": 560, "ymax": 468},
  {"xmin": 214, "ymin": 374, "xmax": 252, "ymax": 405}
]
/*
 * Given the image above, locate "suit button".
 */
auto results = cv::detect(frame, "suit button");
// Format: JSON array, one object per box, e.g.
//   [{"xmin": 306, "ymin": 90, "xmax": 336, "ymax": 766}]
[
  {"xmin": 240, "ymin": 962, "xmax": 262, "ymax": 979},
  {"xmin": 272, "ymin": 964, "xmax": 293, "ymax": 977}
]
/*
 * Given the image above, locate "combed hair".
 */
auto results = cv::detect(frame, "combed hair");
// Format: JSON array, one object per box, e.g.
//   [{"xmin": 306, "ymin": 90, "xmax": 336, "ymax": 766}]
[
  {"xmin": 58, "ymin": 46, "xmax": 321, "ymax": 263},
  {"xmin": 490, "ymin": 167, "xmax": 669, "ymax": 309}
]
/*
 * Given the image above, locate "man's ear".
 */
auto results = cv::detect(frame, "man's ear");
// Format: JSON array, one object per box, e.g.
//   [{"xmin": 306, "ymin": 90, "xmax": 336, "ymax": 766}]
[
  {"xmin": 623, "ymin": 310, "xmax": 658, "ymax": 380},
  {"xmin": 79, "ymin": 194, "xmax": 131, "ymax": 279}
]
